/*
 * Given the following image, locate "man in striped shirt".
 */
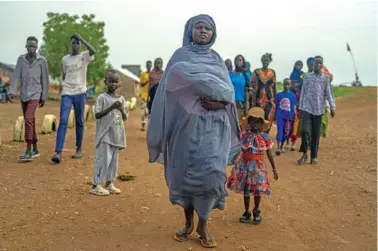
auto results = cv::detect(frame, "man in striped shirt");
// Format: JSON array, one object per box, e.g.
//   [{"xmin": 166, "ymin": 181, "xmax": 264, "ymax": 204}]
[{"xmin": 297, "ymin": 56, "xmax": 336, "ymax": 165}]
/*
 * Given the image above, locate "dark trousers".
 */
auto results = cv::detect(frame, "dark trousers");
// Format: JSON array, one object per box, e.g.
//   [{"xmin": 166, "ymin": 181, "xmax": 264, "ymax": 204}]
[
  {"xmin": 21, "ymin": 100, "xmax": 39, "ymax": 144},
  {"xmin": 148, "ymin": 84, "xmax": 158, "ymax": 115},
  {"xmin": 299, "ymin": 111, "xmax": 322, "ymax": 159}
]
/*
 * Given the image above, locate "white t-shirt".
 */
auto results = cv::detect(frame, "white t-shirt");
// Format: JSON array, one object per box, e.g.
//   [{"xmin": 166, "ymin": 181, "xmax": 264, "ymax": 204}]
[{"xmin": 62, "ymin": 51, "xmax": 94, "ymax": 95}]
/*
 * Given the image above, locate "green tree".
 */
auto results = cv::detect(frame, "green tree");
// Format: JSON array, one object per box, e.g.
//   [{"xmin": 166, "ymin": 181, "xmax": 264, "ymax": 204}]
[{"xmin": 40, "ymin": 12, "xmax": 111, "ymax": 91}]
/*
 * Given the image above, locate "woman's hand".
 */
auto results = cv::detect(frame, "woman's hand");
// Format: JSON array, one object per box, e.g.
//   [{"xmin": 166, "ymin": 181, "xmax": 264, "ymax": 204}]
[{"xmin": 199, "ymin": 97, "xmax": 226, "ymax": 110}]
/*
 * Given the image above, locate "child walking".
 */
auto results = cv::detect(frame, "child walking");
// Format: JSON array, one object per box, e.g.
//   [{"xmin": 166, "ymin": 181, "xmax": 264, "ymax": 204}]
[
  {"xmin": 274, "ymin": 78, "xmax": 297, "ymax": 155},
  {"xmin": 288, "ymin": 81, "xmax": 301, "ymax": 151},
  {"xmin": 90, "ymin": 69, "xmax": 128, "ymax": 196},
  {"xmin": 227, "ymin": 107, "xmax": 279, "ymax": 225}
]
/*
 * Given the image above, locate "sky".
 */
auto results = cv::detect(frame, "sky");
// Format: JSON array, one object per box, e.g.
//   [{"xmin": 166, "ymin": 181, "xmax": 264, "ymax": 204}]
[{"xmin": 0, "ymin": 0, "xmax": 377, "ymax": 85}]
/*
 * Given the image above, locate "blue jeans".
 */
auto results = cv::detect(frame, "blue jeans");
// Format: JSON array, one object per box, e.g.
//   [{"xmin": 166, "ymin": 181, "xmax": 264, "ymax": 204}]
[{"xmin": 55, "ymin": 94, "xmax": 86, "ymax": 152}]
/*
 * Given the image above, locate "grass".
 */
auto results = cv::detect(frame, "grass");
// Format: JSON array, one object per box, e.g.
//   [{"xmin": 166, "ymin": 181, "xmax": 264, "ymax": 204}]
[
  {"xmin": 276, "ymin": 83, "xmax": 356, "ymax": 98},
  {"xmin": 333, "ymin": 87, "xmax": 354, "ymax": 97}
]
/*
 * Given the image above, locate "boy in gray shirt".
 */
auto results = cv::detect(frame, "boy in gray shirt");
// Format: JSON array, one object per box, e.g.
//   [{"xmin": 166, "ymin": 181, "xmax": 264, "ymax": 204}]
[
  {"xmin": 90, "ymin": 69, "xmax": 128, "ymax": 196},
  {"xmin": 8, "ymin": 36, "xmax": 49, "ymax": 161}
]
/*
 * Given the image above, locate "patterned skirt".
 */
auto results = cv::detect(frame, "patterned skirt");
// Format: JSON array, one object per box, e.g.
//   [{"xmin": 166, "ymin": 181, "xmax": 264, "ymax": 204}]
[{"xmin": 227, "ymin": 154, "xmax": 270, "ymax": 196}]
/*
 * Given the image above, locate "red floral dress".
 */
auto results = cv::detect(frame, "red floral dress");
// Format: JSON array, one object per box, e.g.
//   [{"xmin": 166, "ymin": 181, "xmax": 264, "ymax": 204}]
[{"xmin": 227, "ymin": 130, "xmax": 273, "ymax": 196}]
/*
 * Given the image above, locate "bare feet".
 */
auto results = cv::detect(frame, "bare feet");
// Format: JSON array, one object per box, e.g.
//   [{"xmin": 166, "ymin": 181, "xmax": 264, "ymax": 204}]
[
  {"xmin": 196, "ymin": 219, "xmax": 216, "ymax": 248},
  {"xmin": 174, "ymin": 209, "xmax": 194, "ymax": 242}
]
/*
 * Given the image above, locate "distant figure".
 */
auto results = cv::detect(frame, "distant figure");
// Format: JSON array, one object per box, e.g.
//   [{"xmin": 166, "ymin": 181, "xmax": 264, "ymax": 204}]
[
  {"xmin": 274, "ymin": 78, "xmax": 297, "ymax": 155},
  {"xmin": 225, "ymin": 59, "xmax": 233, "ymax": 72},
  {"xmin": 0, "ymin": 77, "xmax": 4, "ymax": 102},
  {"xmin": 298, "ymin": 56, "xmax": 336, "ymax": 165},
  {"xmin": 147, "ymin": 58, "xmax": 164, "ymax": 115},
  {"xmin": 229, "ymin": 54, "xmax": 250, "ymax": 119},
  {"xmin": 288, "ymin": 81, "xmax": 301, "ymax": 151},
  {"xmin": 51, "ymin": 33, "xmax": 96, "ymax": 164},
  {"xmin": 139, "ymin": 60, "xmax": 152, "ymax": 131},
  {"xmin": 8, "ymin": 36, "xmax": 49, "ymax": 161},
  {"xmin": 251, "ymin": 53, "xmax": 277, "ymax": 129},
  {"xmin": 290, "ymin": 60, "xmax": 304, "ymax": 89},
  {"xmin": 321, "ymin": 64, "xmax": 333, "ymax": 82},
  {"xmin": 90, "ymin": 69, "xmax": 128, "ymax": 196}
]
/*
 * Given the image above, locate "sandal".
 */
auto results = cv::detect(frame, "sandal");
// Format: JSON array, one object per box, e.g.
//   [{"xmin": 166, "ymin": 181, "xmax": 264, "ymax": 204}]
[
  {"xmin": 297, "ymin": 155, "xmax": 308, "ymax": 165},
  {"xmin": 239, "ymin": 211, "xmax": 252, "ymax": 224},
  {"xmin": 290, "ymin": 146, "xmax": 296, "ymax": 151},
  {"xmin": 197, "ymin": 233, "xmax": 216, "ymax": 248},
  {"xmin": 173, "ymin": 228, "xmax": 195, "ymax": 242},
  {"xmin": 310, "ymin": 158, "xmax": 318, "ymax": 165},
  {"xmin": 252, "ymin": 210, "xmax": 262, "ymax": 225},
  {"xmin": 275, "ymin": 150, "xmax": 281, "ymax": 156},
  {"xmin": 19, "ymin": 152, "xmax": 33, "ymax": 162}
]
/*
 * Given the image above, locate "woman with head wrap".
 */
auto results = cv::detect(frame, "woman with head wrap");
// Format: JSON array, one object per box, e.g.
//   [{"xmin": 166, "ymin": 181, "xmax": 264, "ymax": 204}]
[
  {"xmin": 147, "ymin": 14, "xmax": 240, "ymax": 248},
  {"xmin": 147, "ymin": 58, "xmax": 164, "ymax": 115},
  {"xmin": 229, "ymin": 54, "xmax": 251, "ymax": 121},
  {"xmin": 290, "ymin": 60, "xmax": 304, "ymax": 89},
  {"xmin": 225, "ymin": 59, "xmax": 233, "ymax": 72},
  {"xmin": 251, "ymin": 53, "xmax": 277, "ymax": 130}
]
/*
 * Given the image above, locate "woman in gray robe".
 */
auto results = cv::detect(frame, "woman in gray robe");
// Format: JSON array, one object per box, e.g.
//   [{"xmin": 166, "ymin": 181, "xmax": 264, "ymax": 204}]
[{"xmin": 147, "ymin": 14, "xmax": 240, "ymax": 248}]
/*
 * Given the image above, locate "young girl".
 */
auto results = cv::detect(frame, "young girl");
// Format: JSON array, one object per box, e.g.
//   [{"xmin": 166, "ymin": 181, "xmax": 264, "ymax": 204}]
[
  {"xmin": 90, "ymin": 69, "xmax": 128, "ymax": 196},
  {"xmin": 274, "ymin": 78, "xmax": 297, "ymax": 155},
  {"xmin": 227, "ymin": 107, "xmax": 279, "ymax": 224},
  {"xmin": 288, "ymin": 81, "xmax": 301, "ymax": 151}
]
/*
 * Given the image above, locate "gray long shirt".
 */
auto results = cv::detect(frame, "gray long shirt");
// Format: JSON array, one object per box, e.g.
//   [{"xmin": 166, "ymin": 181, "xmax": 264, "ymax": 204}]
[
  {"xmin": 9, "ymin": 54, "xmax": 49, "ymax": 102},
  {"xmin": 95, "ymin": 93, "xmax": 128, "ymax": 149}
]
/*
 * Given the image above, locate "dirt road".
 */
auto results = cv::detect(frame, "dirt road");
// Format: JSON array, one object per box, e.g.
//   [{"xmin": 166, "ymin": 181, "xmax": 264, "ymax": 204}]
[{"xmin": 0, "ymin": 88, "xmax": 376, "ymax": 251}]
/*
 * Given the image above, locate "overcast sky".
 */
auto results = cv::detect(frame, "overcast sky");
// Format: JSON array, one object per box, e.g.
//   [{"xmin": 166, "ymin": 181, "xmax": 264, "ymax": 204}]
[{"xmin": 0, "ymin": 0, "xmax": 377, "ymax": 85}]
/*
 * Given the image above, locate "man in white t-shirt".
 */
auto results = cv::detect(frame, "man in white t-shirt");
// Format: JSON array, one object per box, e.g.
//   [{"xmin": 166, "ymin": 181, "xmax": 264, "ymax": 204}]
[{"xmin": 52, "ymin": 34, "xmax": 95, "ymax": 164}]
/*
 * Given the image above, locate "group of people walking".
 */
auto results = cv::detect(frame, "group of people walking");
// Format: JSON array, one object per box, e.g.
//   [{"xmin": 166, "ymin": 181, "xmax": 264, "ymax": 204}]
[
  {"xmin": 147, "ymin": 14, "xmax": 336, "ymax": 248},
  {"xmin": 7, "ymin": 13, "xmax": 336, "ymax": 249},
  {"xmin": 225, "ymin": 54, "xmax": 336, "ymax": 164}
]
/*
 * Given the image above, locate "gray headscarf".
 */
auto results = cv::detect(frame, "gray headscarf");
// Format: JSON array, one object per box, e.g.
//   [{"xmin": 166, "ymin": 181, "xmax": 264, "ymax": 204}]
[{"xmin": 182, "ymin": 14, "xmax": 217, "ymax": 52}]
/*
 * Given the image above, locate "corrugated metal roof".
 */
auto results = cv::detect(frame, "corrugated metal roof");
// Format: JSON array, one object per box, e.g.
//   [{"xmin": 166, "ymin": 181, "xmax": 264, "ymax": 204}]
[
  {"xmin": 117, "ymin": 68, "xmax": 140, "ymax": 82},
  {"xmin": 0, "ymin": 62, "xmax": 15, "ymax": 72}
]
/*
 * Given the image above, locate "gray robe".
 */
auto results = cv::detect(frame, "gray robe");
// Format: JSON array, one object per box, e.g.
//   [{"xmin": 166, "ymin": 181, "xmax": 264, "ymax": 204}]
[{"xmin": 147, "ymin": 15, "xmax": 241, "ymax": 220}]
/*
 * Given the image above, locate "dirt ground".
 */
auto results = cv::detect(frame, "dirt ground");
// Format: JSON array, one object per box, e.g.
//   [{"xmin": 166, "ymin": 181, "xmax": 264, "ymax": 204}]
[{"xmin": 0, "ymin": 88, "xmax": 376, "ymax": 251}]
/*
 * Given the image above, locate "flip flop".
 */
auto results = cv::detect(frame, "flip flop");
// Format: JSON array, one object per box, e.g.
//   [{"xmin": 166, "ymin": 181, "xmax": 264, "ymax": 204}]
[
  {"xmin": 297, "ymin": 156, "xmax": 308, "ymax": 165},
  {"xmin": 173, "ymin": 229, "xmax": 195, "ymax": 242},
  {"xmin": 19, "ymin": 153, "xmax": 33, "ymax": 162},
  {"xmin": 197, "ymin": 233, "xmax": 216, "ymax": 248}
]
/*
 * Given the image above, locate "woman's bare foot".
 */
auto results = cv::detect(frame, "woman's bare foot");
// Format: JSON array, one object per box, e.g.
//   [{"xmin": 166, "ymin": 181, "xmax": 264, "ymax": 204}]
[
  {"xmin": 196, "ymin": 218, "xmax": 216, "ymax": 248},
  {"xmin": 174, "ymin": 209, "xmax": 194, "ymax": 242}
]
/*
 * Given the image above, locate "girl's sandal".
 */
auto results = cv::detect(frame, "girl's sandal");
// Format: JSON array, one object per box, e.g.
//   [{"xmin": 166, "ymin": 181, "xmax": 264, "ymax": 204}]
[
  {"xmin": 197, "ymin": 234, "xmax": 216, "ymax": 248},
  {"xmin": 252, "ymin": 210, "xmax": 262, "ymax": 225},
  {"xmin": 239, "ymin": 211, "xmax": 252, "ymax": 224},
  {"xmin": 173, "ymin": 228, "xmax": 195, "ymax": 242}
]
